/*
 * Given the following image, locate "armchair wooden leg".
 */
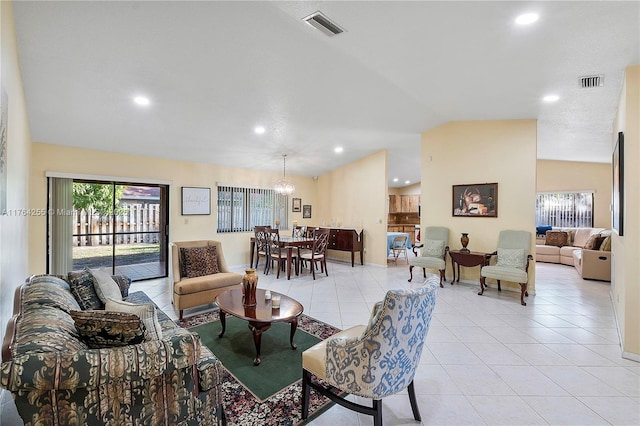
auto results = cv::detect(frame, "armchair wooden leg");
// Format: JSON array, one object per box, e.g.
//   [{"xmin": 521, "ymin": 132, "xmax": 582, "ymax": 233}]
[
  {"xmin": 408, "ymin": 380, "xmax": 421, "ymax": 421},
  {"xmin": 422, "ymin": 268, "xmax": 426, "ymax": 278},
  {"xmin": 497, "ymin": 280, "xmax": 502, "ymax": 292},
  {"xmin": 520, "ymin": 283, "xmax": 527, "ymax": 306},
  {"xmin": 408, "ymin": 265, "xmax": 414, "ymax": 282},
  {"xmin": 438, "ymin": 269, "xmax": 445, "ymax": 288},
  {"xmin": 179, "ymin": 309, "xmax": 184, "ymax": 320},
  {"xmin": 478, "ymin": 276, "xmax": 486, "ymax": 296},
  {"xmin": 302, "ymin": 369, "xmax": 311, "ymax": 419},
  {"xmin": 373, "ymin": 399, "xmax": 382, "ymax": 426}
]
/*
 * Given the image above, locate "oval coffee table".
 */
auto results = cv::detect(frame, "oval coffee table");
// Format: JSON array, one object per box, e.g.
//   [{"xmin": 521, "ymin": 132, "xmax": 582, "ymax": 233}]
[{"xmin": 215, "ymin": 288, "xmax": 304, "ymax": 366}]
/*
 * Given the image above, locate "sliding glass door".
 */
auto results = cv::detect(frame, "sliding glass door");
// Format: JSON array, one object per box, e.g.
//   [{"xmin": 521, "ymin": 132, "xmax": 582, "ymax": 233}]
[{"xmin": 48, "ymin": 179, "xmax": 169, "ymax": 281}]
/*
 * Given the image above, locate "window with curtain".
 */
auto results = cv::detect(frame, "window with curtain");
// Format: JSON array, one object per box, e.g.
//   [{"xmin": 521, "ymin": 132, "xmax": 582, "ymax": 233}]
[
  {"xmin": 536, "ymin": 192, "xmax": 593, "ymax": 228},
  {"xmin": 217, "ymin": 185, "xmax": 288, "ymax": 232}
]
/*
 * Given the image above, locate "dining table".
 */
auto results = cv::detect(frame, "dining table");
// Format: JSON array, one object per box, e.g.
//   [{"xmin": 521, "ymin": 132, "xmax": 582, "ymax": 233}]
[{"xmin": 250, "ymin": 235, "xmax": 314, "ymax": 280}]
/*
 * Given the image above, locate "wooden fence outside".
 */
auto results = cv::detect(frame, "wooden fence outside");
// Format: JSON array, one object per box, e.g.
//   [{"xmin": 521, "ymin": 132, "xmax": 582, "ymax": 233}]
[{"xmin": 73, "ymin": 203, "xmax": 161, "ymax": 246}]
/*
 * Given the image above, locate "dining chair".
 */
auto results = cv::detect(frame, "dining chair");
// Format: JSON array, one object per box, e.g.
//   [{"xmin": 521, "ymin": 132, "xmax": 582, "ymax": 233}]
[
  {"xmin": 408, "ymin": 226, "xmax": 449, "ymax": 287},
  {"xmin": 266, "ymin": 228, "xmax": 296, "ymax": 279},
  {"xmin": 299, "ymin": 228, "xmax": 329, "ymax": 280},
  {"xmin": 253, "ymin": 226, "xmax": 270, "ymax": 273},
  {"xmin": 292, "ymin": 225, "xmax": 306, "ymax": 238},
  {"xmin": 389, "ymin": 234, "xmax": 409, "ymax": 265},
  {"xmin": 479, "ymin": 230, "xmax": 532, "ymax": 305},
  {"xmin": 301, "ymin": 275, "xmax": 440, "ymax": 426}
]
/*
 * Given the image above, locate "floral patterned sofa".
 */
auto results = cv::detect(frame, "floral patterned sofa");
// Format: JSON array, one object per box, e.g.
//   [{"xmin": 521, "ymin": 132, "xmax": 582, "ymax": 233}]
[{"xmin": 1, "ymin": 274, "xmax": 224, "ymax": 426}]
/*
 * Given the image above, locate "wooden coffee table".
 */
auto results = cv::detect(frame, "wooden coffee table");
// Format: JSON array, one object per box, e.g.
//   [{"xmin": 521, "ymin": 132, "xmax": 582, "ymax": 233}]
[{"xmin": 215, "ymin": 288, "xmax": 304, "ymax": 366}]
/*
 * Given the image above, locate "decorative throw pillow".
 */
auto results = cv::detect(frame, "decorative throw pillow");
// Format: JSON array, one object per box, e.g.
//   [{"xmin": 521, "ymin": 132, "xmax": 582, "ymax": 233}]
[
  {"xmin": 599, "ymin": 235, "xmax": 612, "ymax": 251},
  {"xmin": 180, "ymin": 246, "xmax": 220, "ymax": 278},
  {"xmin": 105, "ymin": 298, "xmax": 163, "ymax": 341},
  {"xmin": 91, "ymin": 268, "xmax": 123, "ymax": 303},
  {"xmin": 68, "ymin": 269, "xmax": 104, "ymax": 310},
  {"xmin": 584, "ymin": 233, "xmax": 604, "ymax": 250},
  {"xmin": 496, "ymin": 248, "xmax": 525, "ymax": 270},
  {"xmin": 71, "ymin": 310, "xmax": 146, "ymax": 348},
  {"xmin": 424, "ymin": 240, "xmax": 446, "ymax": 258},
  {"xmin": 545, "ymin": 231, "xmax": 568, "ymax": 247}
]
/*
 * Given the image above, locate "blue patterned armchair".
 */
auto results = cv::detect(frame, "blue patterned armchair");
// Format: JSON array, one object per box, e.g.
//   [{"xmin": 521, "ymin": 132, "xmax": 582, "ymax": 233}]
[{"xmin": 301, "ymin": 275, "xmax": 439, "ymax": 426}]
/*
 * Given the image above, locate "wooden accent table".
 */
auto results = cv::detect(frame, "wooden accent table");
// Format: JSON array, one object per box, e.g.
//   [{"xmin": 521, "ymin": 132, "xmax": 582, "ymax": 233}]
[
  {"xmin": 449, "ymin": 250, "xmax": 489, "ymax": 284},
  {"xmin": 215, "ymin": 289, "xmax": 304, "ymax": 366}
]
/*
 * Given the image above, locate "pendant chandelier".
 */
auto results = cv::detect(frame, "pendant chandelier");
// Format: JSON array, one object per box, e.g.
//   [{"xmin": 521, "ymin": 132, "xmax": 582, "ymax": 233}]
[{"xmin": 274, "ymin": 153, "xmax": 295, "ymax": 195}]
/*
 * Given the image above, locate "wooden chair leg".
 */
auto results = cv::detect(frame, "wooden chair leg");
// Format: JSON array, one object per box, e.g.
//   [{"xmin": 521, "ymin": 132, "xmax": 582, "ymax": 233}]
[
  {"xmin": 373, "ymin": 399, "xmax": 382, "ymax": 426},
  {"xmin": 302, "ymin": 369, "xmax": 311, "ymax": 419},
  {"xmin": 422, "ymin": 268, "xmax": 426, "ymax": 278},
  {"xmin": 408, "ymin": 265, "xmax": 414, "ymax": 282},
  {"xmin": 323, "ymin": 259, "xmax": 328, "ymax": 276},
  {"xmin": 478, "ymin": 276, "xmax": 486, "ymax": 295},
  {"xmin": 497, "ymin": 280, "xmax": 502, "ymax": 291},
  {"xmin": 408, "ymin": 380, "xmax": 421, "ymax": 421},
  {"xmin": 520, "ymin": 283, "xmax": 527, "ymax": 306},
  {"xmin": 179, "ymin": 309, "xmax": 184, "ymax": 320},
  {"xmin": 439, "ymin": 269, "xmax": 445, "ymax": 288}
]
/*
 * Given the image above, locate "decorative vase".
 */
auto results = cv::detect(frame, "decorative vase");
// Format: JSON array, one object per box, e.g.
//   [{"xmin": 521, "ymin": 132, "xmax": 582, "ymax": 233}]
[
  {"xmin": 242, "ymin": 268, "xmax": 258, "ymax": 307},
  {"xmin": 460, "ymin": 233, "xmax": 470, "ymax": 253}
]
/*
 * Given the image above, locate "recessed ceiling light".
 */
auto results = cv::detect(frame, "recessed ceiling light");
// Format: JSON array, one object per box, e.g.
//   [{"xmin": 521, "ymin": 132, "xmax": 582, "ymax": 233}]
[
  {"xmin": 334, "ymin": 147, "xmax": 343, "ymax": 153},
  {"xmin": 254, "ymin": 126, "xmax": 266, "ymax": 134},
  {"xmin": 515, "ymin": 13, "xmax": 539, "ymax": 25},
  {"xmin": 133, "ymin": 96, "xmax": 150, "ymax": 106},
  {"xmin": 405, "ymin": 180, "xmax": 411, "ymax": 185},
  {"xmin": 393, "ymin": 178, "xmax": 398, "ymax": 182},
  {"xmin": 543, "ymin": 94, "xmax": 560, "ymax": 102}
]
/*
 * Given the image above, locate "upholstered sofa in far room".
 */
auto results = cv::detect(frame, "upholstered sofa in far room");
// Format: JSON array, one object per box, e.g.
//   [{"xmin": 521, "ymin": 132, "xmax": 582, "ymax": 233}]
[
  {"xmin": 535, "ymin": 227, "xmax": 612, "ymax": 281},
  {"xmin": 1, "ymin": 274, "xmax": 224, "ymax": 425}
]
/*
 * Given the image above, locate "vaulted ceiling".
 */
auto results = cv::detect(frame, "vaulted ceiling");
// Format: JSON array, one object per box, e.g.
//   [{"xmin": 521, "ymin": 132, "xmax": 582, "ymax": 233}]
[{"xmin": 13, "ymin": 1, "xmax": 640, "ymax": 187}]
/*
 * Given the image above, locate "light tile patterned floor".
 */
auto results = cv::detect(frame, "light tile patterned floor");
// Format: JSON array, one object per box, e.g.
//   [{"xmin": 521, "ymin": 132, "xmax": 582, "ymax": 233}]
[{"xmin": 2, "ymin": 261, "xmax": 638, "ymax": 425}]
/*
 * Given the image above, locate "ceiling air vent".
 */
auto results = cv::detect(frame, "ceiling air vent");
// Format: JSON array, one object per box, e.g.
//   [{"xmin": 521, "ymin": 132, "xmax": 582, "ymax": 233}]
[
  {"xmin": 579, "ymin": 75, "xmax": 604, "ymax": 88},
  {"xmin": 303, "ymin": 11, "xmax": 345, "ymax": 37}
]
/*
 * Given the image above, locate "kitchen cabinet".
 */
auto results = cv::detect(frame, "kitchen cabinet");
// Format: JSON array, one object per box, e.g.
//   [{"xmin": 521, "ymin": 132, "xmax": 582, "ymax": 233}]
[
  {"xmin": 388, "ymin": 195, "xmax": 401, "ymax": 213},
  {"xmin": 389, "ymin": 194, "xmax": 419, "ymax": 213},
  {"xmin": 401, "ymin": 195, "xmax": 420, "ymax": 213}
]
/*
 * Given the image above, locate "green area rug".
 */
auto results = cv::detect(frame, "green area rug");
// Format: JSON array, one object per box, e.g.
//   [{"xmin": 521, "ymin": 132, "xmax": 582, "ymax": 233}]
[{"xmin": 179, "ymin": 310, "xmax": 342, "ymax": 425}]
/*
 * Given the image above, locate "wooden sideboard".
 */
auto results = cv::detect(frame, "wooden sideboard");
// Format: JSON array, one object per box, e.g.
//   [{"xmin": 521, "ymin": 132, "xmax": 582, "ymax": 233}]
[{"xmin": 322, "ymin": 228, "xmax": 364, "ymax": 267}]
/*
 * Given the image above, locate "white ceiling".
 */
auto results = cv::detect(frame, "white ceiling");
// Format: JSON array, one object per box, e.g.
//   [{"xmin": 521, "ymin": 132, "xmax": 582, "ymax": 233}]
[{"xmin": 12, "ymin": 1, "xmax": 640, "ymax": 188}]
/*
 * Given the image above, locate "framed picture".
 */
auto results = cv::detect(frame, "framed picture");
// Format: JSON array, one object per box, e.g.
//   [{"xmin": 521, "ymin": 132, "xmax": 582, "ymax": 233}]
[
  {"xmin": 303, "ymin": 204, "xmax": 312, "ymax": 219},
  {"xmin": 612, "ymin": 131, "xmax": 624, "ymax": 236},
  {"xmin": 452, "ymin": 183, "xmax": 498, "ymax": 217},
  {"xmin": 292, "ymin": 197, "xmax": 302, "ymax": 212},
  {"xmin": 181, "ymin": 187, "xmax": 211, "ymax": 215}
]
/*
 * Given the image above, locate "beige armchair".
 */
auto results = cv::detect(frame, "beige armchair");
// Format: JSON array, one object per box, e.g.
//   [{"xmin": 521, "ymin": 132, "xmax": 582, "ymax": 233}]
[
  {"xmin": 171, "ymin": 240, "xmax": 243, "ymax": 319},
  {"xmin": 408, "ymin": 226, "xmax": 449, "ymax": 287},
  {"xmin": 480, "ymin": 230, "xmax": 532, "ymax": 306}
]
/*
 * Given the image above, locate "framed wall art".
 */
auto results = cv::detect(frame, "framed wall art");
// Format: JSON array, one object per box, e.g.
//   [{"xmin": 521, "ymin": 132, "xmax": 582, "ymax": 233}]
[
  {"xmin": 181, "ymin": 187, "xmax": 211, "ymax": 215},
  {"xmin": 452, "ymin": 183, "xmax": 498, "ymax": 217},
  {"xmin": 302, "ymin": 204, "xmax": 312, "ymax": 219},
  {"xmin": 612, "ymin": 131, "xmax": 624, "ymax": 236},
  {"xmin": 292, "ymin": 197, "xmax": 302, "ymax": 212}
]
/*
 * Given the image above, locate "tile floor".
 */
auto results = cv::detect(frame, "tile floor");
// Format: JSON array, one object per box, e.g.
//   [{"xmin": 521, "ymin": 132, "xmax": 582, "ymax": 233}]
[{"xmin": 2, "ymin": 260, "xmax": 639, "ymax": 425}]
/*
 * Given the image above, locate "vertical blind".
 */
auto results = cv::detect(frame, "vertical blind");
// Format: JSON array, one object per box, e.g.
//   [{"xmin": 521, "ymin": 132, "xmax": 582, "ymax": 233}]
[
  {"xmin": 535, "ymin": 192, "xmax": 593, "ymax": 228},
  {"xmin": 217, "ymin": 185, "xmax": 288, "ymax": 232}
]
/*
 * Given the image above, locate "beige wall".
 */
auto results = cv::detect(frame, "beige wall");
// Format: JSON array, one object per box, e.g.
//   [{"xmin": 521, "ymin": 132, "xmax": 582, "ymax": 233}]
[
  {"xmin": 0, "ymin": 2, "xmax": 32, "ymax": 347},
  {"xmin": 611, "ymin": 65, "xmax": 640, "ymax": 359},
  {"xmin": 421, "ymin": 120, "xmax": 537, "ymax": 293},
  {"xmin": 398, "ymin": 182, "xmax": 421, "ymax": 196},
  {"xmin": 315, "ymin": 150, "xmax": 388, "ymax": 266},
  {"xmin": 29, "ymin": 143, "xmax": 317, "ymax": 272},
  {"xmin": 536, "ymin": 160, "xmax": 611, "ymax": 228}
]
